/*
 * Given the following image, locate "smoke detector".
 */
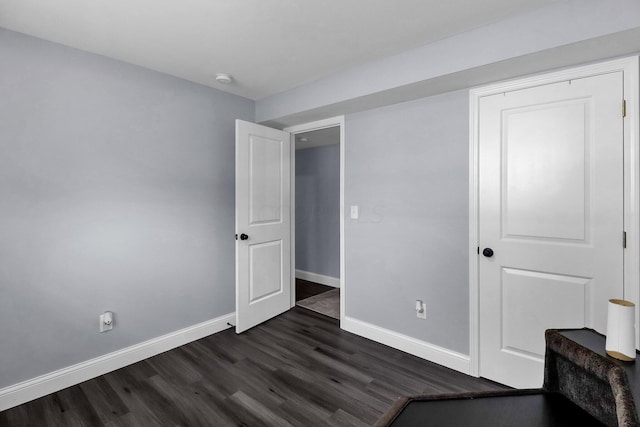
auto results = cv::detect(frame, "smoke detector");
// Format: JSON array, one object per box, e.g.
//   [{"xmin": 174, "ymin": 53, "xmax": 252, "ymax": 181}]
[{"xmin": 215, "ymin": 73, "xmax": 233, "ymax": 84}]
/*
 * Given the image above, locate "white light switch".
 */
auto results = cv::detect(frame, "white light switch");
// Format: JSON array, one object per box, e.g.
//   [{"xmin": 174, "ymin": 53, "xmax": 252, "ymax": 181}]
[{"xmin": 350, "ymin": 205, "xmax": 359, "ymax": 219}]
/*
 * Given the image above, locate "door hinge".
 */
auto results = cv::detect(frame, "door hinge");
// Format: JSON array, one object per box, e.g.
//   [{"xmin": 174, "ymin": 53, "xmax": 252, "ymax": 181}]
[
  {"xmin": 623, "ymin": 231, "xmax": 627, "ymax": 249},
  {"xmin": 477, "ymin": 246, "xmax": 480, "ymax": 255},
  {"xmin": 623, "ymin": 100, "xmax": 627, "ymax": 118}
]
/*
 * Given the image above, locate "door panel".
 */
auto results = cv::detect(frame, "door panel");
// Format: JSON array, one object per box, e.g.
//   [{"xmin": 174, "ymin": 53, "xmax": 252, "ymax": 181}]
[
  {"xmin": 503, "ymin": 100, "xmax": 588, "ymax": 241},
  {"xmin": 236, "ymin": 120, "xmax": 291, "ymax": 333},
  {"xmin": 479, "ymin": 73, "xmax": 624, "ymax": 388},
  {"xmin": 249, "ymin": 240, "xmax": 284, "ymax": 302},
  {"xmin": 250, "ymin": 135, "xmax": 284, "ymax": 225},
  {"xmin": 502, "ymin": 268, "xmax": 589, "ymax": 358}
]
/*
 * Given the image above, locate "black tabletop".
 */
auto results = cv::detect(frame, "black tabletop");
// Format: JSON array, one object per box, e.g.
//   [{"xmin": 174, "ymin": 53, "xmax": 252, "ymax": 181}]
[
  {"xmin": 388, "ymin": 329, "xmax": 632, "ymax": 426},
  {"xmin": 390, "ymin": 393, "xmax": 602, "ymax": 426}
]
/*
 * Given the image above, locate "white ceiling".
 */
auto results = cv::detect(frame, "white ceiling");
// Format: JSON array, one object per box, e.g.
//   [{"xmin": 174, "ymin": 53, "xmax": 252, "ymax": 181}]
[{"xmin": 0, "ymin": 0, "xmax": 559, "ymax": 100}]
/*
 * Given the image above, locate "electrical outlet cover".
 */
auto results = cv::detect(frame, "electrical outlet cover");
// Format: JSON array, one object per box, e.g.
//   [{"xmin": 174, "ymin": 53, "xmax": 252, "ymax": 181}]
[
  {"xmin": 417, "ymin": 302, "xmax": 426, "ymax": 319},
  {"xmin": 100, "ymin": 312, "xmax": 114, "ymax": 332}
]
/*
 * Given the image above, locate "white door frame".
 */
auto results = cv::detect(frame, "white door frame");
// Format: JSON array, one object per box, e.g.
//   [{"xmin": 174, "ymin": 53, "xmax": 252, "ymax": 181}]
[
  {"xmin": 468, "ymin": 57, "xmax": 640, "ymax": 377},
  {"xmin": 284, "ymin": 116, "xmax": 345, "ymax": 324}
]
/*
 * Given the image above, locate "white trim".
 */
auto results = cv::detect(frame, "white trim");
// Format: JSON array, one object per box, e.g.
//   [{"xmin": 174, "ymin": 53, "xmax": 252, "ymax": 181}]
[
  {"xmin": 468, "ymin": 89, "xmax": 480, "ymax": 377},
  {"xmin": 342, "ymin": 317, "xmax": 471, "ymax": 375},
  {"xmin": 0, "ymin": 312, "xmax": 235, "ymax": 412},
  {"xmin": 285, "ymin": 116, "xmax": 346, "ymax": 327},
  {"xmin": 469, "ymin": 57, "xmax": 639, "ymax": 98},
  {"xmin": 339, "ymin": 122, "xmax": 345, "ymax": 326},
  {"xmin": 468, "ymin": 56, "xmax": 640, "ymax": 378},
  {"xmin": 295, "ymin": 269, "xmax": 340, "ymax": 288},
  {"xmin": 289, "ymin": 128, "xmax": 296, "ymax": 310},
  {"xmin": 622, "ymin": 57, "xmax": 640, "ymax": 347}
]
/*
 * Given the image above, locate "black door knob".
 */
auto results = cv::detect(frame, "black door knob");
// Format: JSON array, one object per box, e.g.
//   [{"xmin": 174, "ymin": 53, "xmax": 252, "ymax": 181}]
[
  {"xmin": 482, "ymin": 248, "xmax": 494, "ymax": 258},
  {"xmin": 240, "ymin": 233, "xmax": 249, "ymax": 241}
]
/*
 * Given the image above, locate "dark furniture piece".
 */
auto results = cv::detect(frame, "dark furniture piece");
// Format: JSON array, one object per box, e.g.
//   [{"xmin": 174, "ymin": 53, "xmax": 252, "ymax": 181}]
[{"xmin": 375, "ymin": 329, "xmax": 639, "ymax": 427}]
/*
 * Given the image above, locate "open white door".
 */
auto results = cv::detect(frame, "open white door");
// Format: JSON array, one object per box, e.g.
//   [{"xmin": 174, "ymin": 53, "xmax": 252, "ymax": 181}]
[{"xmin": 236, "ymin": 120, "xmax": 292, "ymax": 333}]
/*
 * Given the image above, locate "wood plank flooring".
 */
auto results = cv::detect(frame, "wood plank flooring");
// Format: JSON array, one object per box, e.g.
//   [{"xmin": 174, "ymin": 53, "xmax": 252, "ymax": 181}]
[
  {"xmin": 295, "ymin": 279, "xmax": 334, "ymax": 301},
  {"xmin": 0, "ymin": 308, "xmax": 507, "ymax": 426}
]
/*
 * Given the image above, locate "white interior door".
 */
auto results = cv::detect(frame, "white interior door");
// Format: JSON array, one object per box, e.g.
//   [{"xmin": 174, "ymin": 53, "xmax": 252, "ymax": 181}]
[
  {"xmin": 478, "ymin": 72, "xmax": 624, "ymax": 388},
  {"xmin": 236, "ymin": 120, "xmax": 291, "ymax": 333}
]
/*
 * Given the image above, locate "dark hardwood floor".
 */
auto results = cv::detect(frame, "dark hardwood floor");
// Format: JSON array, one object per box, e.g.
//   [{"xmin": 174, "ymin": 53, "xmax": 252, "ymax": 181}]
[
  {"xmin": 295, "ymin": 278, "xmax": 333, "ymax": 301},
  {"xmin": 0, "ymin": 308, "xmax": 506, "ymax": 426}
]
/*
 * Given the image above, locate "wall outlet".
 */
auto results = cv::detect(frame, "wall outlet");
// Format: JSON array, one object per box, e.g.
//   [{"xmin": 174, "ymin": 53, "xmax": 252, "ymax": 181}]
[
  {"xmin": 100, "ymin": 311, "xmax": 114, "ymax": 333},
  {"xmin": 416, "ymin": 300, "xmax": 426, "ymax": 319}
]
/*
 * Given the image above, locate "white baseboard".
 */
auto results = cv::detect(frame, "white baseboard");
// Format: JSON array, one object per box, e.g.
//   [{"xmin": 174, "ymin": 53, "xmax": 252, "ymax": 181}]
[
  {"xmin": 295, "ymin": 269, "xmax": 340, "ymax": 288},
  {"xmin": 342, "ymin": 316, "xmax": 471, "ymax": 375},
  {"xmin": 0, "ymin": 312, "xmax": 235, "ymax": 412}
]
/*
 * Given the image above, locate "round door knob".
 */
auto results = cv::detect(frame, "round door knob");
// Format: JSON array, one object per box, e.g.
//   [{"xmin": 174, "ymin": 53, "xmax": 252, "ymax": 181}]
[
  {"xmin": 482, "ymin": 248, "xmax": 494, "ymax": 258},
  {"xmin": 240, "ymin": 233, "xmax": 249, "ymax": 241}
]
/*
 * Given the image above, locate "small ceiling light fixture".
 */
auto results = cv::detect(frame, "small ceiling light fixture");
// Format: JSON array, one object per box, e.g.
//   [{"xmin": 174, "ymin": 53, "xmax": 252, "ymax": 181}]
[
  {"xmin": 299, "ymin": 137, "xmax": 309, "ymax": 142},
  {"xmin": 215, "ymin": 73, "xmax": 233, "ymax": 84}
]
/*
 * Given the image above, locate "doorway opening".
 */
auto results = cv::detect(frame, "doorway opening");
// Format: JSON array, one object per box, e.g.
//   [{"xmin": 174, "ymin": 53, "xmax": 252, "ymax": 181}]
[
  {"xmin": 293, "ymin": 127, "xmax": 340, "ymax": 319},
  {"xmin": 285, "ymin": 117, "xmax": 345, "ymax": 323}
]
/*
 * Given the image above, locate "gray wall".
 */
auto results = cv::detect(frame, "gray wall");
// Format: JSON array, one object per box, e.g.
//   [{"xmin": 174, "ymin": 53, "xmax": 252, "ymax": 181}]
[
  {"xmin": 345, "ymin": 90, "xmax": 469, "ymax": 354},
  {"xmin": 295, "ymin": 145, "xmax": 340, "ymax": 278},
  {"xmin": 0, "ymin": 29, "xmax": 254, "ymax": 389}
]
